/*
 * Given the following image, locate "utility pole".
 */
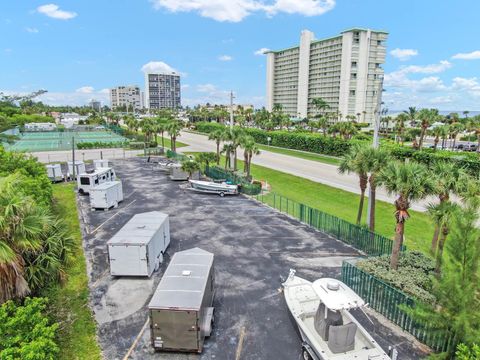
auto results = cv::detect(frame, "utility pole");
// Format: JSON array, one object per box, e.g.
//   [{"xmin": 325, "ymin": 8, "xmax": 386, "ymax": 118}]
[
  {"xmin": 366, "ymin": 76, "xmax": 384, "ymax": 229},
  {"xmin": 71, "ymin": 136, "xmax": 76, "ymax": 186},
  {"xmin": 229, "ymin": 90, "xmax": 235, "ymax": 130}
]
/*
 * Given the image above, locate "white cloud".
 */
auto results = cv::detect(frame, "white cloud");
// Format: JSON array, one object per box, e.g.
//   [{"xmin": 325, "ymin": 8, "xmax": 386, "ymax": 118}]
[
  {"xmin": 181, "ymin": 84, "xmax": 190, "ymax": 89},
  {"xmin": 452, "ymin": 50, "xmax": 480, "ymax": 60},
  {"xmin": 150, "ymin": 0, "xmax": 335, "ymax": 22},
  {"xmin": 4, "ymin": 48, "xmax": 12, "ymax": 54},
  {"xmin": 141, "ymin": 61, "xmax": 180, "ymax": 75},
  {"xmin": 400, "ymin": 60, "xmax": 452, "ymax": 74},
  {"xmin": 1, "ymin": 89, "xmax": 109, "ymax": 107},
  {"xmin": 76, "ymin": 86, "xmax": 94, "ymax": 94},
  {"xmin": 25, "ymin": 27, "xmax": 39, "ymax": 33},
  {"xmin": 37, "ymin": 4, "xmax": 77, "ymax": 20},
  {"xmin": 196, "ymin": 84, "xmax": 218, "ymax": 93},
  {"xmin": 390, "ymin": 48, "xmax": 418, "ymax": 61},
  {"xmin": 98, "ymin": 88, "xmax": 110, "ymax": 94},
  {"xmin": 218, "ymin": 55, "xmax": 233, "ymax": 61},
  {"xmin": 254, "ymin": 47, "xmax": 270, "ymax": 55}
]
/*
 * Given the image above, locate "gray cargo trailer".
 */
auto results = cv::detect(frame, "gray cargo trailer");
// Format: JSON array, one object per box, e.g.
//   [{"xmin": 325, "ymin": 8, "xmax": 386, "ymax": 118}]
[{"xmin": 149, "ymin": 247, "xmax": 215, "ymax": 353}]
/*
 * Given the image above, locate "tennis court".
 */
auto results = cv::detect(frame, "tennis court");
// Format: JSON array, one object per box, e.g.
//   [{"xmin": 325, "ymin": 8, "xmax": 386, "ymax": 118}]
[{"xmin": 5, "ymin": 130, "xmax": 128, "ymax": 152}]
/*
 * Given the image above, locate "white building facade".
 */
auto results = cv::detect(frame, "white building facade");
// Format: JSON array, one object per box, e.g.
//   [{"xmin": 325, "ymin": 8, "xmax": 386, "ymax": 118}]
[
  {"xmin": 110, "ymin": 86, "xmax": 142, "ymax": 110},
  {"xmin": 266, "ymin": 28, "xmax": 388, "ymax": 124},
  {"xmin": 144, "ymin": 72, "xmax": 181, "ymax": 110}
]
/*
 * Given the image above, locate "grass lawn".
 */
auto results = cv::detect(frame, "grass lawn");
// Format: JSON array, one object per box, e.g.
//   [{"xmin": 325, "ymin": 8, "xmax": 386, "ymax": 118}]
[
  {"xmin": 192, "ymin": 153, "xmax": 433, "ymax": 254},
  {"xmin": 42, "ymin": 183, "xmax": 101, "ymax": 360},
  {"xmin": 257, "ymin": 144, "xmax": 342, "ymax": 166}
]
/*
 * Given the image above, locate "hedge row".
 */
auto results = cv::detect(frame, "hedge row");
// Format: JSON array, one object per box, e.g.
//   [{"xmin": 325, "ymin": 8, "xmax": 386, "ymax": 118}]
[
  {"xmin": 77, "ymin": 141, "xmax": 128, "ymax": 149},
  {"xmin": 194, "ymin": 122, "xmax": 354, "ymax": 157}
]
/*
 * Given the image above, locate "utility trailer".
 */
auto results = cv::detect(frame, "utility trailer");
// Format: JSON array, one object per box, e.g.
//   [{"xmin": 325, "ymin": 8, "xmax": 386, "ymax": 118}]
[
  {"xmin": 67, "ymin": 161, "xmax": 86, "ymax": 180},
  {"xmin": 46, "ymin": 164, "xmax": 64, "ymax": 182},
  {"xmin": 149, "ymin": 247, "xmax": 215, "ymax": 353},
  {"xmin": 107, "ymin": 211, "xmax": 170, "ymax": 277},
  {"xmin": 89, "ymin": 181, "xmax": 123, "ymax": 210},
  {"xmin": 77, "ymin": 167, "xmax": 116, "ymax": 194},
  {"xmin": 94, "ymin": 159, "xmax": 110, "ymax": 169}
]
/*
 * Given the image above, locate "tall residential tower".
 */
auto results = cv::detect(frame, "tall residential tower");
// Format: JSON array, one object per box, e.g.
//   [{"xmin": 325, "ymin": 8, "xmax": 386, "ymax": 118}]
[
  {"xmin": 266, "ymin": 28, "xmax": 388, "ymax": 123},
  {"xmin": 144, "ymin": 72, "xmax": 181, "ymax": 110}
]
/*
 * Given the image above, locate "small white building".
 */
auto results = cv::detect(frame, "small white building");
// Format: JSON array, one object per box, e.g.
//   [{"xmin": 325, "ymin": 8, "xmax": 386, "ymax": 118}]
[
  {"xmin": 90, "ymin": 181, "xmax": 123, "ymax": 210},
  {"xmin": 24, "ymin": 122, "xmax": 57, "ymax": 131},
  {"xmin": 107, "ymin": 211, "xmax": 170, "ymax": 277},
  {"xmin": 77, "ymin": 167, "xmax": 116, "ymax": 194}
]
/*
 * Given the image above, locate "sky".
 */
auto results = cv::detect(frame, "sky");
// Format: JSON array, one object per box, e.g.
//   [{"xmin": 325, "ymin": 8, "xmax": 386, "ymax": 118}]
[{"xmin": 1, "ymin": 0, "xmax": 480, "ymax": 111}]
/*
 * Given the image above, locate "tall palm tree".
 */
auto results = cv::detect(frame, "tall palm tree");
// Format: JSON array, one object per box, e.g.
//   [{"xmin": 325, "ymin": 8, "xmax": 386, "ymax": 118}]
[
  {"xmin": 417, "ymin": 108, "xmax": 439, "ymax": 149},
  {"xmin": 224, "ymin": 127, "xmax": 245, "ymax": 171},
  {"xmin": 338, "ymin": 145, "xmax": 370, "ymax": 225},
  {"xmin": 429, "ymin": 126, "xmax": 448, "ymax": 150},
  {"xmin": 362, "ymin": 147, "xmax": 391, "ymax": 232},
  {"xmin": 221, "ymin": 143, "xmax": 235, "ymax": 170},
  {"xmin": 393, "ymin": 113, "xmax": 407, "ymax": 144},
  {"xmin": 311, "ymin": 97, "xmax": 330, "ymax": 117},
  {"xmin": 0, "ymin": 175, "xmax": 48, "ymax": 302},
  {"xmin": 166, "ymin": 120, "xmax": 184, "ymax": 152},
  {"xmin": 377, "ymin": 161, "xmax": 435, "ymax": 269},
  {"xmin": 449, "ymin": 122, "xmax": 465, "ymax": 150},
  {"xmin": 208, "ymin": 129, "xmax": 226, "ymax": 164},
  {"xmin": 241, "ymin": 135, "xmax": 260, "ymax": 178},
  {"xmin": 181, "ymin": 159, "xmax": 201, "ymax": 179},
  {"xmin": 428, "ymin": 162, "xmax": 465, "ymax": 256},
  {"xmin": 403, "ymin": 106, "xmax": 418, "ymax": 127}
]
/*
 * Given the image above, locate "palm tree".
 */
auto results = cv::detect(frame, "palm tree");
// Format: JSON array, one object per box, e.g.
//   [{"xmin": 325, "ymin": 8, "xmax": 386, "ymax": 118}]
[
  {"xmin": 208, "ymin": 129, "xmax": 226, "ymax": 164},
  {"xmin": 224, "ymin": 127, "xmax": 245, "ymax": 171},
  {"xmin": 221, "ymin": 143, "xmax": 234, "ymax": 170},
  {"xmin": 403, "ymin": 106, "xmax": 418, "ymax": 127},
  {"xmin": 428, "ymin": 162, "xmax": 465, "ymax": 255},
  {"xmin": 429, "ymin": 126, "xmax": 448, "ymax": 150},
  {"xmin": 449, "ymin": 122, "xmax": 465, "ymax": 150},
  {"xmin": 311, "ymin": 97, "xmax": 330, "ymax": 117},
  {"xmin": 362, "ymin": 147, "xmax": 391, "ymax": 232},
  {"xmin": 166, "ymin": 120, "xmax": 184, "ymax": 152},
  {"xmin": 181, "ymin": 159, "xmax": 201, "ymax": 179},
  {"xmin": 417, "ymin": 108, "xmax": 439, "ymax": 149},
  {"xmin": 338, "ymin": 145, "xmax": 370, "ymax": 225},
  {"xmin": 0, "ymin": 175, "xmax": 51, "ymax": 302},
  {"xmin": 194, "ymin": 152, "xmax": 217, "ymax": 171},
  {"xmin": 393, "ymin": 113, "xmax": 407, "ymax": 144},
  {"xmin": 241, "ymin": 135, "xmax": 260, "ymax": 178},
  {"xmin": 377, "ymin": 161, "xmax": 435, "ymax": 269}
]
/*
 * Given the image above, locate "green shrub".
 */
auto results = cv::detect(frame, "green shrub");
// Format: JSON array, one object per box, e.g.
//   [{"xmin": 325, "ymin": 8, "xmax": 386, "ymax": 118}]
[
  {"xmin": 357, "ymin": 251, "xmax": 436, "ymax": 303},
  {"xmin": 456, "ymin": 343, "xmax": 480, "ymax": 359},
  {"xmin": 0, "ymin": 145, "xmax": 52, "ymax": 205},
  {"xmin": 129, "ymin": 141, "xmax": 145, "ymax": 149},
  {"xmin": 0, "ymin": 297, "xmax": 59, "ymax": 360},
  {"xmin": 77, "ymin": 141, "xmax": 128, "ymax": 149}
]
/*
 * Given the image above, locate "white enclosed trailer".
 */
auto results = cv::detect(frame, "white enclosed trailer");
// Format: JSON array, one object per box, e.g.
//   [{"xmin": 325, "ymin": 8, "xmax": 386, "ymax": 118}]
[
  {"xmin": 89, "ymin": 181, "xmax": 123, "ymax": 210},
  {"xmin": 77, "ymin": 167, "xmax": 116, "ymax": 194},
  {"xmin": 67, "ymin": 161, "xmax": 86, "ymax": 180},
  {"xmin": 46, "ymin": 164, "xmax": 63, "ymax": 182},
  {"xmin": 107, "ymin": 211, "xmax": 170, "ymax": 277},
  {"xmin": 94, "ymin": 159, "xmax": 110, "ymax": 170}
]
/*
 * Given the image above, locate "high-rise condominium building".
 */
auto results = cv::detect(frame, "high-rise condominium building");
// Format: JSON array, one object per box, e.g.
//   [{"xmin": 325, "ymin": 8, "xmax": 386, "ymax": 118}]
[
  {"xmin": 110, "ymin": 86, "xmax": 142, "ymax": 110},
  {"xmin": 144, "ymin": 72, "xmax": 181, "ymax": 110},
  {"xmin": 266, "ymin": 28, "xmax": 388, "ymax": 123}
]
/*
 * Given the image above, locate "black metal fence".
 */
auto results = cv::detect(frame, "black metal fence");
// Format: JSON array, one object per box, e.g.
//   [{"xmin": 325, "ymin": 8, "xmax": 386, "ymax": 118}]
[
  {"xmin": 342, "ymin": 260, "xmax": 453, "ymax": 353},
  {"xmin": 254, "ymin": 192, "xmax": 401, "ymax": 256}
]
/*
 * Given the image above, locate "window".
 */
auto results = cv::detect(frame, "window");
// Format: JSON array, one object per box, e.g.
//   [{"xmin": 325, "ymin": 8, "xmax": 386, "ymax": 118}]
[
  {"xmin": 351, "ymin": 61, "xmax": 357, "ymax": 68},
  {"xmin": 351, "ymin": 73, "xmax": 357, "ymax": 79},
  {"xmin": 80, "ymin": 177, "xmax": 90, "ymax": 185},
  {"xmin": 350, "ymin": 90, "xmax": 356, "ymax": 96},
  {"xmin": 377, "ymin": 40, "xmax": 382, "ymax": 45}
]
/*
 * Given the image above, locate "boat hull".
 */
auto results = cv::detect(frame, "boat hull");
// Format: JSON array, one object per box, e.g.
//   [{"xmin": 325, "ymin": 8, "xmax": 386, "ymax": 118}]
[{"xmin": 189, "ymin": 180, "xmax": 238, "ymax": 194}]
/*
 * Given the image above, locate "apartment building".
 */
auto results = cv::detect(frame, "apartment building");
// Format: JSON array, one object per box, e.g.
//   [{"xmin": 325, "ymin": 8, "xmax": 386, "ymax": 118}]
[
  {"xmin": 110, "ymin": 86, "xmax": 142, "ymax": 110},
  {"xmin": 144, "ymin": 72, "xmax": 181, "ymax": 110},
  {"xmin": 266, "ymin": 28, "xmax": 388, "ymax": 123}
]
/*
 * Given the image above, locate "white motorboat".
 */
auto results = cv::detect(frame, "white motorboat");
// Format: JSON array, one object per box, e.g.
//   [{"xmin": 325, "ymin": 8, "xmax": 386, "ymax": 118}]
[
  {"xmin": 188, "ymin": 180, "xmax": 238, "ymax": 196},
  {"xmin": 283, "ymin": 270, "xmax": 391, "ymax": 360}
]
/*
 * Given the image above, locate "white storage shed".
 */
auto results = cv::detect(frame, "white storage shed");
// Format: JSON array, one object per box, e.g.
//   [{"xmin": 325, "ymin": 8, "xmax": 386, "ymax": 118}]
[
  {"xmin": 46, "ymin": 164, "xmax": 63, "ymax": 182},
  {"xmin": 94, "ymin": 159, "xmax": 110, "ymax": 170},
  {"xmin": 90, "ymin": 181, "xmax": 123, "ymax": 210},
  {"xmin": 77, "ymin": 167, "xmax": 116, "ymax": 194},
  {"xmin": 107, "ymin": 211, "xmax": 170, "ymax": 277},
  {"xmin": 67, "ymin": 161, "xmax": 86, "ymax": 180}
]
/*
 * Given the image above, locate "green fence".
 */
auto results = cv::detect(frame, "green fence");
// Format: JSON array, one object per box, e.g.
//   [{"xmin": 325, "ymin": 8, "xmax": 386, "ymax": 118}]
[
  {"xmin": 205, "ymin": 166, "xmax": 262, "ymax": 195},
  {"xmin": 342, "ymin": 260, "xmax": 453, "ymax": 352},
  {"xmin": 254, "ymin": 192, "xmax": 400, "ymax": 256}
]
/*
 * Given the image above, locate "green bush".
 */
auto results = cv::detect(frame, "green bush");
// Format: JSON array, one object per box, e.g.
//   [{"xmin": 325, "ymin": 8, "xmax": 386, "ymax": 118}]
[
  {"xmin": 456, "ymin": 343, "xmax": 480, "ymax": 359},
  {"xmin": 77, "ymin": 141, "xmax": 128, "ymax": 149},
  {"xmin": 0, "ymin": 145, "xmax": 52, "ymax": 205},
  {"xmin": 357, "ymin": 251, "xmax": 436, "ymax": 303},
  {"xmin": 129, "ymin": 141, "xmax": 145, "ymax": 149},
  {"xmin": 195, "ymin": 122, "xmax": 354, "ymax": 156},
  {"xmin": 0, "ymin": 297, "xmax": 59, "ymax": 360}
]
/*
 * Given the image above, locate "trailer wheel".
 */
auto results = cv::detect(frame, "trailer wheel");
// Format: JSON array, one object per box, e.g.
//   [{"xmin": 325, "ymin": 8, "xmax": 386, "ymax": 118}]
[
  {"xmin": 302, "ymin": 348, "xmax": 313, "ymax": 360},
  {"xmin": 219, "ymin": 192, "xmax": 225, "ymax": 197}
]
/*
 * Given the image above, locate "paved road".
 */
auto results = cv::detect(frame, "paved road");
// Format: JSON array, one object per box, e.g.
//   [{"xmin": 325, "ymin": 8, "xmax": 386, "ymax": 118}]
[{"xmin": 179, "ymin": 131, "xmax": 430, "ymax": 212}]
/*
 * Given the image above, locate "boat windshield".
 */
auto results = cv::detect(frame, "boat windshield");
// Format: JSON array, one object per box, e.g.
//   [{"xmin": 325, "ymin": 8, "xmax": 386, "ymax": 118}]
[{"xmin": 312, "ymin": 278, "xmax": 365, "ymax": 311}]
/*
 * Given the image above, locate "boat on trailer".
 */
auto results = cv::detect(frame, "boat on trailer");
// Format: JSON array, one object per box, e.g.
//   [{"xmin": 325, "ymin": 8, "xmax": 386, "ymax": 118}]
[
  {"xmin": 283, "ymin": 269, "xmax": 391, "ymax": 360},
  {"xmin": 188, "ymin": 180, "xmax": 238, "ymax": 197}
]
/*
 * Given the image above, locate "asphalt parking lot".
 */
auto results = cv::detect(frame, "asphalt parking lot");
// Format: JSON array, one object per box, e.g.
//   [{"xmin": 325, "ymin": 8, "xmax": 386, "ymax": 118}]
[{"xmin": 77, "ymin": 157, "xmax": 429, "ymax": 360}]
